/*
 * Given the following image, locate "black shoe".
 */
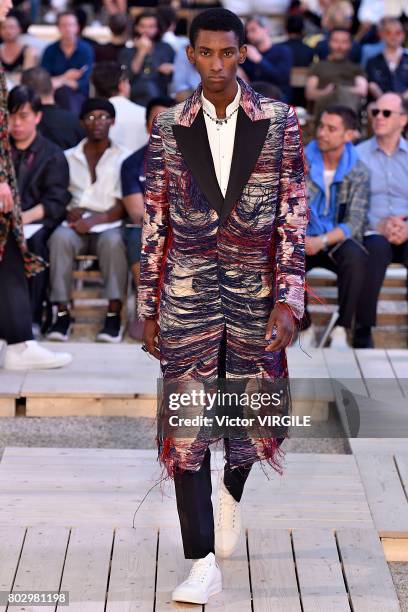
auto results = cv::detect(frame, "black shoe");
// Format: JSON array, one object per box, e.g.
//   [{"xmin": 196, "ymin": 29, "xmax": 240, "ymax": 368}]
[
  {"xmin": 97, "ymin": 312, "xmax": 123, "ymax": 343},
  {"xmin": 352, "ymin": 326, "xmax": 374, "ymax": 349},
  {"xmin": 46, "ymin": 311, "xmax": 72, "ymax": 342}
]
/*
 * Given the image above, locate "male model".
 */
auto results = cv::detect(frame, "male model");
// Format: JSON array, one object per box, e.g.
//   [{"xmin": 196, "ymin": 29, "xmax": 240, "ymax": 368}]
[{"xmin": 138, "ymin": 8, "xmax": 307, "ymax": 604}]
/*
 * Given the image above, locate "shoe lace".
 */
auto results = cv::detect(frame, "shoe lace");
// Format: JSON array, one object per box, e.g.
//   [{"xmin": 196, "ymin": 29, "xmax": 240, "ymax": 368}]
[
  {"xmin": 188, "ymin": 558, "xmax": 212, "ymax": 583},
  {"xmin": 216, "ymin": 484, "xmax": 238, "ymax": 528}
]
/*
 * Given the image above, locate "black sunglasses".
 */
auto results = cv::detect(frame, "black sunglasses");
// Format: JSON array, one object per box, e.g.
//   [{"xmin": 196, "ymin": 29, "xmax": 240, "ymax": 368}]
[{"xmin": 370, "ymin": 108, "xmax": 405, "ymax": 118}]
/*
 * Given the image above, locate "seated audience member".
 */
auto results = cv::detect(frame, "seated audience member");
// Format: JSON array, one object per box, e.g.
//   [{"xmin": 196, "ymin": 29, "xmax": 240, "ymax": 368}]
[
  {"xmin": 240, "ymin": 15, "xmax": 293, "ymax": 103},
  {"xmin": 314, "ymin": 1, "xmax": 362, "ymax": 63},
  {"xmin": 21, "ymin": 67, "xmax": 84, "ymax": 149},
  {"xmin": 170, "ymin": 42, "xmax": 200, "ymax": 102},
  {"xmin": 0, "ymin": 9, "xmax": 38, "ymax": 87},
  {"xmin": 306, "ymin": 28, "xmax": 368, "ymax": 117},
  {"xmin": 41, "ymin": 11, "xmax": 94, "ymax": 114},
  {"xmin": 367, "ymin": 17, "xmax": 408, "ymax": 101},
  {"xmin": 354, "ymin": 93, "xmax": 408, "ymax": 348},
  {"xmin": 158, "ymin": 6, "xmax": 189, "ymax": 53},
  {"xmin": 118, "ymin": 10, "xmax": 175, "ymax": 106},
  {"xmin": 91, "ymin": 62, "xmax": 147, "ymax": 153},
  {"xmin": 301, "ymin": 105, "xmax": 370, "ymax": 348},
  {"xmin": 121, "ymin": 95, "xmax": 176, "ymax": 340},
  {"xmin": 284, "ymin": 15, "xmax": 314, "ymax": 106},
  {"xmin": 46, "ymin": 98, "xmax": 130, "ymax": 343},
  {"xmin": 94, "ymin": 13, "xmax": 129, "ymax": 63},
  {"xmin": 7, "ymin": 85, "xmax": 70, "ymax": 332}
]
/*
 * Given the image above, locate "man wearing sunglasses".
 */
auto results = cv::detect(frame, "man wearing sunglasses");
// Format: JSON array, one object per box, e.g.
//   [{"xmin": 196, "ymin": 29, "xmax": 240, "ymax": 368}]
[{"xmin": 354, "ymin": 92, "xmax": 408, "ymax": 348}]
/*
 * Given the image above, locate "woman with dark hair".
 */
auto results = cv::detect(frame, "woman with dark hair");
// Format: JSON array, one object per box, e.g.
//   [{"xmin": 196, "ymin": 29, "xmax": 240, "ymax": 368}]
[
  {"xmin": 118, "ymin": 10, "xmax": 174, "ymax": 106},
  {"xmin": 0, "ymin": 0, "xmax": 72, "ymax": 370},
  {"xmin": 0, "ymin": 9, "xmax": 38, "ymax": 87}
]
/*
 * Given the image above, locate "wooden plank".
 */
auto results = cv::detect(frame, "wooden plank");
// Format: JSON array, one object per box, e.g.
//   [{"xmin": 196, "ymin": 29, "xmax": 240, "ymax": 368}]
[
  {"xmin": 155, "ymin": 527, "xmax": 203, "ymax": 611},
  {"xmin": 58, "ymin": 527, "xmax": 113, "ymax": 611},
  {"xmin": 248, "ymin": 528, "xmax": 301, "ymax": 611},
  {"xmin": 382, "ymin": 537, "xmax": 408, "ymax": 562},
  {"xmin": 323, "ymin": 349, "xmax": 367, "ymax": 396},
  {"xmin": 0, "ymin": 397, "xmax": 15, "ymax": 417},
  {"xmin": 353, "ymin": 451, "xmax": 408, "ymax": 537},
  {"xmin": 21, "ymin": 343, "xmax": 160, "ymax": 397},
  {"xmin": 336, "ymin": 528, "xmax": 400, "ymax": 612},
  {"xmin": 386, "ymin": 349, "xmax": 408, "ymax": 397},
  {"xmin": 349, "ymin": 439, "xmax": 408, "ymax": 455},
  {"xmin": 0, "ymin": 368, "xmax": 26, "ymax": 396},
  {"xmin": 26, "ymin": 396, "xmax": 156, "ymax": 417},
  {"xmin": 205, "ymin": 531, "xmax": 252, "ymax": 611},
  {"xmin": 292, "ymin": 528, "xmax": 350, "ymax": 612},
  {"xmin": 106, "ymin": 527, "xmax": 157, "ymax": 612},
  {"xmin": 12, "ymin": 526, "xmax": 70, "ymax": 612},
  {"xmin": 354, "ymin": 350, "xmax": 403, "ymax": 401},
  {"xmin": 0, "ymin": 526, "xmax": 26, "ymax": 612}
]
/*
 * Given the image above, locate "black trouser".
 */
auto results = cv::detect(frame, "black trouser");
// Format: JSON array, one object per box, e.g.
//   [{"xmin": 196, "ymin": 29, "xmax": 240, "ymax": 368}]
[
  {"xmin": 173, "ymin": 325, "xmax": 253, "ymax": 559},
  {"xmin": 27, "ymin": 226, "xmax": 53, "ymax": 326},
  {"xmin": 300, "ymin": 238, "xmax": 368, "ymax": 331},
  {"xmin": 355, "ymin": 235, "xmax": 408, "ymax": 328},
  {"xmin": 0, "ymin": 233, "xmax": 33, "ymax": 345}
]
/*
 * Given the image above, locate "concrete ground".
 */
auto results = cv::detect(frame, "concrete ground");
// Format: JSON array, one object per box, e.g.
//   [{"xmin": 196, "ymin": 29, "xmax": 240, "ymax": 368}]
[{"xmin": 0, "ymin": 413, "xmax": 406, "ymax": 610}]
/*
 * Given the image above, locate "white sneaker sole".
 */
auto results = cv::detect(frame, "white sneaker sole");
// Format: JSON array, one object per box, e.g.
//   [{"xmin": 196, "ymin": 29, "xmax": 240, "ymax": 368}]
[
  {"xmin": 96, "ymin": 327, "xmax": 124, "ymax": 343},
  {"xmin": 46, "ymin": 325, "xmax": 72, "ymax": 342},
  {"xmin": 4, "ymin": 355, "xmax": 72, "ymax": 371},
  {"xmin": 172, "ymin": 577, "xmax": 222, "ymax": 604}
]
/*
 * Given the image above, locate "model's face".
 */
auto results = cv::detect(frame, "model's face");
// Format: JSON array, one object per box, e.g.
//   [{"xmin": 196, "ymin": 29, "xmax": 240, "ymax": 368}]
[
  {"xmin": 82, "ymin": 109, "xmax": 114, "ymax": 141},
  {"xmin": 135, "ymin": 17, "xmax": 158, "ymax": 40},
  {"xmin": 58, "ymin": 15, "xmax": 79, "ymax": 40},
  {"xmin": 316, "ymin": 112, "xmax": 352, "ymax": 152},
  {"xmin": 0, "ymin": 0, "xmax": 13, "ymax": 22},
  {"xmin": 370, "ymin": 93, "xmax": 407, "ymax": 138},
  {"xmin": 245, "ymin": 20, "xmax": 268, "ymax": 47},
  {"xmin": 9, "ymin": 103, "xmax": 42, "ymax": 143},
  {"xmin": 0, "ymin": 16, "xmax": 22, "ymax": 42},
  {"xmin": 187, "ymin": 30, "xmax": 246, "ymax": 94},
  {"xmin": 328, "ymin": 31, "xmax": 351, "ymax": 60},
  {"xmin": 381, "ymin": 24, "xmax": 404, "ymax": 49}
]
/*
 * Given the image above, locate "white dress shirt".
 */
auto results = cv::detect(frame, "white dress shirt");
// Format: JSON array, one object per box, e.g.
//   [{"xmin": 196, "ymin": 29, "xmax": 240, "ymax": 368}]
[
  {"xmin": 65, "ymin": 138, "xmax": 130, "ymax": 213},
  {"xmin": 109, "ymin": 95, "xmax": 149, "ymax": 153},
  {"xmin": 201, "ymin": 81, "xmax": 241, "ymax": 198}
]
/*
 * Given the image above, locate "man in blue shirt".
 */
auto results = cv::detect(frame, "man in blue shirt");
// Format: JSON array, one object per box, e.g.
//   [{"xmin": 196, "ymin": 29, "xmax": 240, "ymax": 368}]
[
  {"xmin": 41, "ymin": 11, "xmax": 94, "ymax": 115},
  {"xmin": 240, "ymin": 14, "xmax": 293, "ymax": 102},
  {"xmin": 121, "ymin": 95, "xmax": 176, "ymax": 339},
  {"xmin": 354, "ymin": 93, "xmax": 408, "ymax": 348},
  {"xmin": 302, "ymin": 105, "xmax": 370, "ymax": 348}
]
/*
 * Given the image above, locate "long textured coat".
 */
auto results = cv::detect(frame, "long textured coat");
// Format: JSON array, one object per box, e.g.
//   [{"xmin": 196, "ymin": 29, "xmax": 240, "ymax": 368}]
[
  {"xmin": 0, "ymin": 64, "xmax": 44, "ymax": 275},
  {"xmin": 138, "ymin": 77, "xmax": 308, "ymax": 479}
]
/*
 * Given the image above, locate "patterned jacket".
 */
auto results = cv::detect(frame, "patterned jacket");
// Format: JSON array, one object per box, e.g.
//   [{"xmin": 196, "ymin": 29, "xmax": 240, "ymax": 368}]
[{"xmin": 0, "ymin": 64, "xmax": 44, "ymax": 276}]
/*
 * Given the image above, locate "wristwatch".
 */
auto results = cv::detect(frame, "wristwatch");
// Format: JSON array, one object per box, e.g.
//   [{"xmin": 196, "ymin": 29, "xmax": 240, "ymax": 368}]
[{"xmin": 321, "ymin": 233, "xmax": 329, "ymax": 249}]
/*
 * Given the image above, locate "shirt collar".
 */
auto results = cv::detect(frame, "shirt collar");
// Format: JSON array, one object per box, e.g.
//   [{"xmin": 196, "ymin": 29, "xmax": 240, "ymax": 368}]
[
  {"xmin": 372, "ymin": 135, "xmax": 408, "ymax": 153},
  {"xmin": 200, "ymin": 80, "xmax": 241, "ymax": 120}
]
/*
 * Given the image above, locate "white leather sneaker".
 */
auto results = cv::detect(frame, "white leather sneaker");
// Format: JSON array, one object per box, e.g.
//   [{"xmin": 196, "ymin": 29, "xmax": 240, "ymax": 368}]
[
  {"xmin": 214, "ymin": 471, "xmax": 242, "ymax": 558},
  {"xmin": 171, "ymin": 552, "xmax": 222, "ymax": 604},
  {"xmin": 329, "ymin": 326, "xmax": 349, "ymax": 349},
  {"xmin": 3, "ymin": 341, "xmax": 72, "ymax": 370},
  {"xmin": 299, "ymin": 324, "xmax": 317, "ymax": 348}
]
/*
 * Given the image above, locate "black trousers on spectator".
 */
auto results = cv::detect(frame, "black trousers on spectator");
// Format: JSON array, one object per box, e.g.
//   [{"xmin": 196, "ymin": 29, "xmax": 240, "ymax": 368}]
[
  {"xmin": 173, "ymin": 325, "xmax": 254, "ymax": 559},
  {"xmin": 26, "ymin": 226, "xmax": 53, "ymax": 326},
  {"xmin": 355, "ymin": 235, "xmax": 408, "ymax": 328},
  {"xmin": 300, "ymin": 238, "xmax": 368, "ymax": 331},
  {"xmin": 0, "ymin": 233, "xmax": 33, "ymax": 345}
]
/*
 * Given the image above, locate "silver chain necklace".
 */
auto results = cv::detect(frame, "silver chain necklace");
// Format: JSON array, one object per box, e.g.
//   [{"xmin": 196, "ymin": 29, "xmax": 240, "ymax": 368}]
[{"xmin": 202, "ymin": 106, "xmax": 239, "ymax": 125}]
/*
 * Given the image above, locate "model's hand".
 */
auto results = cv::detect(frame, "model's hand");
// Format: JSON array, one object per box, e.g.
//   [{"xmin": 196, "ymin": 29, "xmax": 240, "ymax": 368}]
[
  {"xmin": 0, "ymin": 182, "xmax": 14, "ymax": 213},
  {"xmin": 265, "ymin": 302, "xmax": 295, "ymax": 352},
  {"xmin": 143, "ymin": 318, "xmax": 160, "ymax": 359}
]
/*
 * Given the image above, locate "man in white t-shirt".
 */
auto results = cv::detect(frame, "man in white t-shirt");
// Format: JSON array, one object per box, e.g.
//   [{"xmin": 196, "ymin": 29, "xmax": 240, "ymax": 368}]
[
  {"xmin": 91, "ymin": 62, "xmax": 148, "ymax": 153},
  {"xmin": 46, "ymin": 98, "xmax": 130, "ymax": 343}
]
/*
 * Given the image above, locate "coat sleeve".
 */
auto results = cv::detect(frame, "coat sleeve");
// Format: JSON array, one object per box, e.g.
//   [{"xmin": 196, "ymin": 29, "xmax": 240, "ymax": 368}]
[
  {"xmin": 137, "ymin": 116, "xmax": 170, "ymax": 320},
  {"xmin": 274, "ymin": 105, "xmax": 309, "ymax": 322}
]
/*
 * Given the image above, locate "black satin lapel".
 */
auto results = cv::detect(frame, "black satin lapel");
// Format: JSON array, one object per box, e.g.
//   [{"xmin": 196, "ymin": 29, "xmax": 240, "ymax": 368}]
[
  {"xmin": 221, "ymin": 108, "xmax": 270, "ymax": 224},
  {"xmin": 172, "ymin": 108, "xmax": 224, "ymax": 217}
]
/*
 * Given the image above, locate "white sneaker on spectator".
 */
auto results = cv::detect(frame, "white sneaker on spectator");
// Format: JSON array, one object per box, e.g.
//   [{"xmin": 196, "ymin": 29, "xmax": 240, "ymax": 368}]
[
  {"xmin": 3, "ymin": 341, "xmax": 72, "ymax": 370},
  {"xmin": 299, "ymin": 324, "xmax": 317, "ymax": 348},
  {"xmin": 329, "ymin": 326, "xmax": 349, "ymax": 349},
  {"xmin": 171, "ymin": 552, "xmax": 222, "ymax": 604},
  {"xmin": 214, "ymin": 472, "xmax": 242, "ymax": 558}
]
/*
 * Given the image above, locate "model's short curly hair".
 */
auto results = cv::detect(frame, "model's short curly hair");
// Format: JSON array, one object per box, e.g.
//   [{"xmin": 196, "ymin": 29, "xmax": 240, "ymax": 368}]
[{"xmin": 189, "ymin": 8, "xmax": 245, "ymax": 48}]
